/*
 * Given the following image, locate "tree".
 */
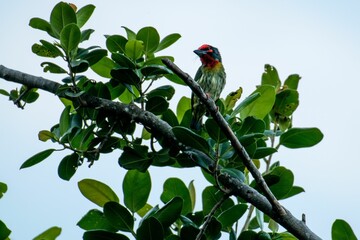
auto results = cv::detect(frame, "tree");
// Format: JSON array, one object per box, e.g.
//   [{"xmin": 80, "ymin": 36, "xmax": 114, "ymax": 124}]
[{"xmin": 0, "ymin": 2, "xmax": 357, "ymax": 240}]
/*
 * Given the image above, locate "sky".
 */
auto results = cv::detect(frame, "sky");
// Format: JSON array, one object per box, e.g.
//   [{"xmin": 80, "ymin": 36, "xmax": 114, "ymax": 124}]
[{"xmin": 1, "ymin": 0, "xmax": 360, "ymax": 239}]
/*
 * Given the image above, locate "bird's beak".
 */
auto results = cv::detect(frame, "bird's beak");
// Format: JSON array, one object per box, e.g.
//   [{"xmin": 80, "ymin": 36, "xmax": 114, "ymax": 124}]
[{"xmin": 194, "ymin": 49, "xmax": 207, "ymax": 57}]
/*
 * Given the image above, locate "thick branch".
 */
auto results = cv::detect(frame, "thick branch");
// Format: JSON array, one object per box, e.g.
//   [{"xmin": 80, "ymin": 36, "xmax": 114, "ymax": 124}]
[
  {"xmin": 0, "ymin": 64, "xmax": 321, "ymax": 239},
  {"xmin": 162, "ymin": 58, "xmax": 285, "ymax": 215}
]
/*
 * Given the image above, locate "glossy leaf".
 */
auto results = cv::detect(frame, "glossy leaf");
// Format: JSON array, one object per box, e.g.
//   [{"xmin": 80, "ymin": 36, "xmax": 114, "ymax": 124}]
[
  {"xmin": 176, "ymin": 96, "xmax": 191, "ymax": 123},
  {"xmin": 261, "ymin": 64, "xmax": 281, "ymax": 90},
  {"xmin": 118, "ymin": 146, "xmax": 151, "ymax": 172},
  {"xmin": 238, "ymin": 230, "xmax": 257, "ymax": 240},
  {"xmin": 80, "ymin": 49, "xmax": 107, "ymax": 66},
  {"xmin": 146, "ymin": 96, "xmax": 169, "ymax": 115},
  {"xmin": 202, "ymin": 186, "xmax": 234, "ymax": 216},
  {"xmin": 136, "ymin": 26, "xmax": 160, "ymax": 54},
  {"xmin": 20, "ymin": 148, "xmax": 56, "ymax": 169},
  {"xmin": 141, "ymin": 65, "xmax": 172, "ymax": 78},
  {"xmin": 91, "ymin": 56, "xmax": 116, "ymax": 78},
  {"xmin": 83, "ymin": 230, "xmax": 130, "ymax": 240},
  {"xmin": 205, "ymin": 217, "xmax": 222, "ymax": 239},
  {"xmin": 106, "ymin": 35, "xmax": 128, "ymax": 53},
  {"xmin": 161, "ymin": 109, "xmax": 179, "ymax": 126},
  {"xmin": 155, "ymin": 33, "xmax": 181, "ymax": 52},
  {"xmin": 240, "ymin": 85, "xmax": 276, "ymax": 120},
  {"xmin": 78, "ymin": 179, "xmax": 119, "ymax": 207},
  {"xmin": 41, "ymin": 62, "xmax": 67, "ymax": 74},
  {"xmin": 32, "ymin": 42, "xmax": 60, "ymax": 58},
  {"xmin": 205, "ymin": 118, "xmax": 227, "ymax": 143},
  {"xmin": 284, "ymin": 74, "xmax": 301, "ymax": 90},
  {"xmin": 103, "ymin": 201, "xmax": 134, "ymax": 232},
  {"xmin": 172, "ymin": 126, "xmax": 209, "ymax": 154},
  {"xmin": 76, "ymin": 4, "xmax": 95, "ymax": 28},
  {"xmin": 217, "ymin": 204, "xmax": 247, "ymax": 230},
  {"xmin": 60, "ymin": 23, "xmax": 81, "ymax": 54},
  {"xmin": 231, "ymin": 92, "xmax": 261, "ymax": 118},
  {"xmin": 153, "ymin": 196, "xmax": 183, "ymax": 228},
  {"xmin": 188, "ymin": 180, "xmax": 196, "ymax": 211},
  {"xmin": 123, "ymin": 170, "xmax": 151, "ymax": 212},
  {"xmin": 160, "ymin": 178, "xmax": 192, "ymax": 215},
  {"xmin": 253, "ymin": 147, "xmax": 277, "ymax": 159},
  {"xmin": 80, "ymin": 29, "xmax": 94, "ymax": 42},
  {"xmin": 272, "ymin": 89, "xmax": 299, "ymax": 117},
  {"xmin": 29, "ymin": 17, "xmax": 54, "ymax": 37},
  {"xmin": 256, "ymin": 208, "xmax": 264, "ymax": 230},
  {"xmin": 282, "ymin": 186, "xmax": 305, "ymax": 199},
  {"xmin": 0, "ymin": 89, "xmax": 9, "ymax": 96},
  {"xmin": 220, "ymin": 168, "xmax": 245, "ymax": 183},
  {"xmin": 33, "ymin": 226, "xmax": 61, "ymax": 240},
  {"xmin": 332, "ymin": 219, "xmax": 357, "ymax": 240},
  {"xmin": 165, "ymin": 73, "xmax": 187, "ymax": 85},
  {"xmin": 38, "ymin": 130, "xmax": 54, "ymax": 142},
  {"xmin": 122, "ymin": 26, "xmax": 136, "ymax": 40},
  {"xmin": 125, "ymin": 39, "xmax": 144, "ymax": 60},
  {"xmin": 77, "ymin": 209, "xmax": 117, "ymax": 231},
  {"xmin": 137, "ymin": 217, "xmax": 164, "ymax": 240},
  {"xmin": 146, "ymin": 85, "xmax": 175, "ymax": 100},
  {"xmin": 50, "ymin": 2, "xmax": 77, "ymax": 37},
  {"xmin": 59, "ymin": 105, "xmax": 71, "ymax": 136},
  {"xmin": 264, "ymin": 166, "xmax": 294, "ymax": 200},
  {"xmin": 111, "ymin": 53, "xmax": 135, "ymax": 69},
  {"xmin": 224, "ymin": 87, "xmax": 242, "ymax": 112},
  {"xmin": 0, "ymin": 220, "xmax": 11, "ymax": 239},
  {"xmin": 0, "ymin": 182, "xmax": 7, "ymax": 199},
  {"xmin": 70, "ymin": 125, "xmax": 95, "ymax": 151},
  {"xmin": 137, "ymin": 203, "xmax": 153, "ymax": 217},
  {"xmin": 58, "ymin": 153, "xmax": 78, "ymax": 180},
  {"xmin": 237, "ymin": 116, "xmax": 265, "ymax": 136},
  {"xmin": 111, "ymin": 68, "xmax": 140, "ymax": 89},
  {"xmin": 280, "ymin": 127, "xmax": 323, "ymax": 148}
]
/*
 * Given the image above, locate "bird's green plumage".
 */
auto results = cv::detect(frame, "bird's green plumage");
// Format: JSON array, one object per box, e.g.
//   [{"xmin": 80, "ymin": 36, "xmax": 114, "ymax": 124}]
[{"xmin": 191, "ymin": 45, "xmax": 226, "ymax": 130}]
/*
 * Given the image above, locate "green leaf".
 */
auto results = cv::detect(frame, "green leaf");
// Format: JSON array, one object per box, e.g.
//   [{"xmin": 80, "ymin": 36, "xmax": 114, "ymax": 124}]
[
  {"xmin": 268, "ymin": 219, "xmax": 279, "ymax": 233},
  {"xmin": 224, "ymin": 87, "xmax": 243, "ymax": 112},
  {"xmin": 70, "ymin": 125, "xmax": 95, "ymax": 151},
  {"xmin": 188, "ymin": 180, "xmax": 196, "ymax": 212},
  {"xmin": 261, "ymin": 64, "xmax": 281, "ymax": 90},
  {"xmin": 20, "ymin": 148, "xmax": 56, "ymax": 169},
  {"xmin": 238, "ymin": 231, "xmax": 257, "ymax": 240},
  {"xmin": 136, "ymin": 26, "xmax": 160, "ymax": 54},
  {"xmin": 176, "ymin": 96, "xmax": 191, "ymax": 123},
  {"xmin": 111, "ymin": 68, "xmax": 141, "ymax": 89},
  {"xmin": 80, "ymin": 29, "xmax": 94, "ymax": 42},
  {"xmin": 41, "ymin": 40, "xmax": 64, "ymax": 57},
  {"xmin": 153, "ymin": 197, "xmax": 183, "ymax": 228},
  {"xmin": 78, "ymin": 179, "xmax": 119, "ymax": 207},
  {"xmin": 118, "ymin": 146, "xmax": 151, "ymax": 172},
  {"xmin": 0, "ymin": 182, "xmax": 7, "ymax": 199},
  {"xmin": 263, "ymin": 166, "xmax": 294, "ymax": 200},
  {"xmin": 160, "ymin": 178, "xmax": 192, "ymax": 215},
  {"xmin": 106, "ymin": 35, "xmax": 128, "ymax": 53},
  {"xmin": 220, "ymin": 168, "xmax": 245, "ymax": 183},
  {"xmin": 332, "ymin": 219, "xmax": 357, "ymax": 240},
  {"xmin": 0, "ymin": 89, "xmax": 9, "ymax": 96},
  {"xmin": 40, "ymin": 62, "xmax": 67, "ymax": 74},
  {"xmin": 125, "ymin": 39, "xmax": 144, "ymax": 60},
  {"xmin": 165, "ymin": 73, "xmax": 187, "ymax": 85},
  {"xmin": 38, "ymin": 130, "xmax": 54, "ymax": 142},
  {"xmin": 141, "ymin": 65, "xmax": 172, "ymax": 77},
  {"xmin": 29, "ymin": 17, "xmax": 55, "ymax": 37},
  {"xmin": 240, "ymin": 85, "xmax": 276, "ymax": 120},
  {"xmin": 50, "ymin": 2, "xmax": 77, "ymax": 37},
  {"xmin": 122, "ymin": 26, "xmax": 136, "ymax": 40},
  {"xmin": 284, "ymin": 74, "xmax": 301, "ymax": 90},
  {"xmin": 155, "ymin": 33, "xmax": 181, "ymax": 52},
  {"xmin": 253, "ymin": 147, "xmax": 277, "ymax": 159},
  {"xmin": 80, "ymin": 49, "xmax": 107, "ymax": 66},
  {"xmin": 58, "ymin": 153, "xmax": 78, "ymax": 181},
  {"xmin": 83, "ymin": 230, "xmax": 130, "ymax": 240},
  {"xmin": 280, "ymin": 127, "xmax": 324, "ymax": 148},
  {"xmin": 205, "ymin": 118, "xmax": 227, "ymax": 143},
  {"xmin": 22, "ymin": 89, "xmax": 39, "ymax": 103},
  {"xmin": 137, "ymin": 203, "xmax": 153, "ymax": 218},
  {"xmin": 137, "ymin": 217, "xmax": 164, "ymax": 240},
  {"xmin": 76, "ymin": 4, "xmax": 95, "ymax": 28},
  {"xmin": 172, "ymin": 126, "xmax": 209, "ymax": 154},
  {"xmin": 0, "ymin": 220, "xmax": 11, "ymax": 240},
  {"xmin": 123, "ymin": 170, "xmax": 151, "ymax": 213},
  {"xmin": 161, "ymin": 109, "xmax": 179, "ymax": 127},
  {"xmin": 33, "ymin": 226, "xmax": 61, "ymax": 240},
  {"xmin": 255, "ymin": 208, "xmax": 264, "ymax": 230},
  {"xmin": 231, "ymin": 92, "xmax": 261, "ymax": 118},
  {"xmin": 103, "ymin": 201, "xmax": 134, "ymax": 232},
  {"xmin": 217, "ymin": 204, "xmax": 247, "ymax": 230},
  {"xmin": 111, "ymin": 53, "xmax": 135, "ymax": 69},
  {"xmin": 146, "ymin": 85, "xmax": 175, "ymax": 100},
  {"xmin": 202, "ymin": 186, "xmax": 234, "ymax": 216},
  {"xmin": 272, "ymin": 89, "xmax": 299, "ymax": 117},
  {"xmin": 59, "ymin": 105, "xmax": 71, "ymax": 136},
  {"xmin": 91, "ymin": 56, "xmax": 116, "ymax": 78},
  {"xmin": 77, "ymin": 209, "xmax": 117, "ymax": 231},
  {"xmin": 60, "ymin": 23, "xmax": 81, "ymax": 54},
  {"xmin": 146, "ymin": 96, "xmax": 169, "ymax": 115},
  {"xmin": 282, "ymin": 185, "xmax": 305, "ymax": 199}
]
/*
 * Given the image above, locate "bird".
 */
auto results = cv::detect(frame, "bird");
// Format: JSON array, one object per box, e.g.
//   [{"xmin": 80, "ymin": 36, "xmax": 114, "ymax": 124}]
[{"xmin": 190, "ymin": 44, "xmax": 226, "ymax": 130}]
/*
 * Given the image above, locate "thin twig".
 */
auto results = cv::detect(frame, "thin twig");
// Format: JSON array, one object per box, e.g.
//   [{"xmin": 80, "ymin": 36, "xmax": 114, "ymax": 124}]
[
  {"xmin": 195, "ymin": 193, "xmax": 231, "ymax": 240},
  {"xmin": 162, "ymin": 58, "xmax": 286, "ymax": 216}
]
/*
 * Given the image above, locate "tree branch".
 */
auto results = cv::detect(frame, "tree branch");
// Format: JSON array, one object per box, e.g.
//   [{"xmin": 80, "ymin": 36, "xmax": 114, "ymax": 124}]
[
  {"xmin": 0, "ymin": 64, "xmax": 321, "ymax": 239},
  {"xmin": 161, "ymin": 58, "xmax": 285, "ymax": 215}
]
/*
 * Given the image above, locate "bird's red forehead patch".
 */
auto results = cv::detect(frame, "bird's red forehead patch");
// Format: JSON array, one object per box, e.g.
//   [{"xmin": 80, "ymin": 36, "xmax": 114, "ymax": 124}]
[{"xmin": 198, "ymin": 44, "xmax": 211, "ymax": 51}]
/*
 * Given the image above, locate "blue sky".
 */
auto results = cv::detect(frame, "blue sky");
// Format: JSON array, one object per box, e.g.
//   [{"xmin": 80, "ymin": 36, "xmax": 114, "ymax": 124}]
[{"xmin": 1, "ymin": 1, "xmax": 360, "ymax": 239}]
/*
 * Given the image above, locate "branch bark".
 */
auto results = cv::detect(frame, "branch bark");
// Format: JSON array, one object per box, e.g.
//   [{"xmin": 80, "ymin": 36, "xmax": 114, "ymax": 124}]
[{"xmin": 0, "ymin": 64, "xmax": 322, "ymax": 239}]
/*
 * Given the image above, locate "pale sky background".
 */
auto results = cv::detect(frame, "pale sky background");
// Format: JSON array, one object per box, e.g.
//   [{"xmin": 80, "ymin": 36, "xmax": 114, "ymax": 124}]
[{"xmin": 0, "ymin": 1, "xmax": 360, "ymax": 239}]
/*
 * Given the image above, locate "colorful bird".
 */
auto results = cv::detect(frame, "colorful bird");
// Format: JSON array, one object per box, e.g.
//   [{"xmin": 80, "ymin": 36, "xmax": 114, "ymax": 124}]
[{"xmin": 191, "ymin": 44, "xmax": 226, "ymax": 130}]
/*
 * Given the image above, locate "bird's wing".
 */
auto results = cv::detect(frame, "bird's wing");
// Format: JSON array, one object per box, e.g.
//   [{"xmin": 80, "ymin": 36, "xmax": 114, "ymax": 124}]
[{"xmin": 194, "ymin": 67, "xmax": 203, "ymax": 82}]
